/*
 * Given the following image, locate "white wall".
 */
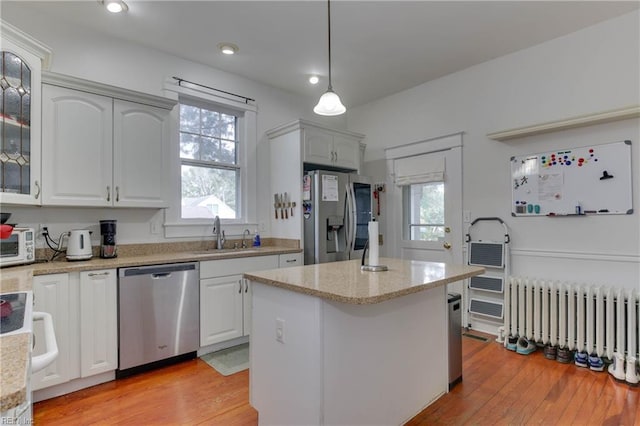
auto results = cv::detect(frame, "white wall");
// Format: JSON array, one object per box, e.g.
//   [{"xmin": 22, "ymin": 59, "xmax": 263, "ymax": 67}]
[
  {"xmin": 348, "ymin": 11, "xmax": 640, "ymax": 289},
  {"xmin": 1, "ymin": 7, "xmax": 347, "ymax": 246}
]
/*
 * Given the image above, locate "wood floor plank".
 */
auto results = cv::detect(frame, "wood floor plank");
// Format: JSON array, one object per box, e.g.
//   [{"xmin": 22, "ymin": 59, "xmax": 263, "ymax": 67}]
[{"xmin": 34, "ymin": 333, "xmax": 640, "ymax": 425}]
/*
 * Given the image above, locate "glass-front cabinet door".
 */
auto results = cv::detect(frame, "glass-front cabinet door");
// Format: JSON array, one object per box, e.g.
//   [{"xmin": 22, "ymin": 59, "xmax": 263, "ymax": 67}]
[{"xmin": 0, "ymin": 36, "xmax": 42, "ymax": 205}]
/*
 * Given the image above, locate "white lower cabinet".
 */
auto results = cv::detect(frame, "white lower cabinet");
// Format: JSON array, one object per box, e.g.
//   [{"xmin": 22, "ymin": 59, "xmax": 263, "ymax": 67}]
[
  {"xmin": 31, "ymin": 269, "xmax": 117, "ymax": 392},
  {"xmin": 200, "ymin": 274, "xmax": 245, "ymax": 345},
  {"xmin": 32, "ymin": 274, "xmax": 73, "ymax": 390},
  {"xmin": 200, "ymin": 255, "xmax": 299, "ymax": 347},
  {"xmin": 79, "ymin": 270, "xmax": 118, "ymax": 376}
]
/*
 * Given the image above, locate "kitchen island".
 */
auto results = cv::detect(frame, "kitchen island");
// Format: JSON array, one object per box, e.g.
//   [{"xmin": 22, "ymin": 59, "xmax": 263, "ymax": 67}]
[{"xmin": 244, "ymin": 258, "xmax": 484, "ymax": 426}]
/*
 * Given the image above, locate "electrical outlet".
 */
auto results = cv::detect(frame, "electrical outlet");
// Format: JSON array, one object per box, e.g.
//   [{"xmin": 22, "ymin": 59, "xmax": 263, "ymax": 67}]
[
  {"xmin": 39, "ymin": 224, "xmax": 49, "ymax": 236},
  {"xmin": 276, "ymin": 318, "xmax": 285, "ymax": 343}
]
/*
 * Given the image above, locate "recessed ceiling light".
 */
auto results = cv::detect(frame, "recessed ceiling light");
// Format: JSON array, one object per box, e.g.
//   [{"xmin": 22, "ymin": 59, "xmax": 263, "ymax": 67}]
[
  {"xmin": 309, "ymin": 75, "xmax": 320, "ymax": 85},
  {"xmin": 100, "ymin": 0, "xmax": 128, "ymax": 13},
  {"xmin": 218, "ymin": 43, "xmax": 239, "ymax": 55}
]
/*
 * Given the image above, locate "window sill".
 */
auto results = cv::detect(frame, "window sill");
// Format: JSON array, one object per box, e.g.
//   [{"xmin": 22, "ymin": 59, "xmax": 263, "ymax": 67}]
[{"xmin": 164, "ymin": 221, "xmax": 257, "ymax": 239}]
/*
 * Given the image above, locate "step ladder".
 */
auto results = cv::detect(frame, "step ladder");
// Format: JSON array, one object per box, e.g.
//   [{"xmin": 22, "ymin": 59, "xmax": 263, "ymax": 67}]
[{"xmin": 464, "ymin": 217, "xmax": 510, "ymax": 339}]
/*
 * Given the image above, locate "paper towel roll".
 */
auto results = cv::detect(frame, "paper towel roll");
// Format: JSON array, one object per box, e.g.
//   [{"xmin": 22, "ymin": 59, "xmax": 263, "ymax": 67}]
[{"xmin": 368, "ymin": 221, "xmax": 379, "ymax": 266}]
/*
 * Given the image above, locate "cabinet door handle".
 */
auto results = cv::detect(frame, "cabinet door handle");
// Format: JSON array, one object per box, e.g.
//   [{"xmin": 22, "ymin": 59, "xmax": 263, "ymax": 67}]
[
  {"xmin": 244, "ymin": 280, "xmax": 249, "ymax": 293},
  {"xmin": 34, "ymin": 180, "xmax": 41, "ymax": 199},
  {"xmin": 115, "ymin": 186, "xmax": 120, "ymax": 202},
  {"xmin": 88, "ymin": 271, "xmax": 110, "ymax": 277},
  {"xmin": 106, "ymin": 186, "xmax": 111, "ymax": 202},
  {"xmin": 238, "ymin": 279, "xmax": 242, "ymax": 294},
  {"xmin": 286, "ymin": 259, "xmax": 296, "ymax": 263}
]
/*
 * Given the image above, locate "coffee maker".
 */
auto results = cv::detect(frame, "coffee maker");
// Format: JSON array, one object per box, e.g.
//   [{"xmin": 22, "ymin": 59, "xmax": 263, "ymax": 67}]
[{"xmin": 99, "ymin": 220, "xmax": 117, "ymax": 258}]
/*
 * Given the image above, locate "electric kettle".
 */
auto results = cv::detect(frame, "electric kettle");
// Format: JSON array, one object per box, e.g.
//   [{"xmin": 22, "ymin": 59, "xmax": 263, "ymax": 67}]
[{"xmin": 66, "ymin": 230, "xmax": 93, "ymax": 261}]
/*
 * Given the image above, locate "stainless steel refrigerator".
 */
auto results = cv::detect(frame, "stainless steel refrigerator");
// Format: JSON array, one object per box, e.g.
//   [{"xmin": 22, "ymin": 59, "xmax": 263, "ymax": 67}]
[{"xmin": 302, "ymin": 170, "xmax": 373, "ymax": 265}]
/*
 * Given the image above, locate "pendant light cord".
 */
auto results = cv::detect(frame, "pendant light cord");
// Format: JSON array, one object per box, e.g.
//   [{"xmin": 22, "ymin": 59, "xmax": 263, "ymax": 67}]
[{"xmin": 327, "ymin": 0, "xmax": 333, "ymax": 91}]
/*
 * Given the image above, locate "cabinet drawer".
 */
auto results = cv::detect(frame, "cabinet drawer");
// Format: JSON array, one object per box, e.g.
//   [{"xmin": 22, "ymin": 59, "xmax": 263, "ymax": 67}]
[
  {"xmin": 200, "ymin": 255, "xmax": 279, "ymax": 279},
  {"xmin": 279, "ymin": 253, "xmax": 303, "ymax": 268}
]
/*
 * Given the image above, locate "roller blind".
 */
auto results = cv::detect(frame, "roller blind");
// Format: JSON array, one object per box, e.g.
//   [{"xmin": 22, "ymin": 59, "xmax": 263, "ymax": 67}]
[{"xmin": 394, "ymin": 152, "xmax": 445, "ymax": 186}]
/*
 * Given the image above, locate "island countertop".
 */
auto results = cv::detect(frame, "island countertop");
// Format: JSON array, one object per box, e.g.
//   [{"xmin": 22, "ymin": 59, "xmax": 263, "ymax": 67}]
[{"xmin": 244, "ymin": 257, "xmax": 485, "ymax": 304}]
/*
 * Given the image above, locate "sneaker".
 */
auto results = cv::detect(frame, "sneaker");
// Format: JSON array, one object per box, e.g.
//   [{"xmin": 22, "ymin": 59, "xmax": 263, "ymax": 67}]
[
  {"xmin": 575, "ymin": 351, "xmax": 589, "ymax": 368},
  {"xmin": 543, "ymin": 344, "xmax": 557, "ymax": 360},
  {"xmin": 625, "ymin": 356, "xmax": 639, "ymax": 385},
  {"xmin": 557, "ymin": 347, "xmax": 573, "ymax": 364},
  {"xmin": 588, "ymin": 353, "xmax": 604, "ymax": 372},
  {"xmin": 506, "ymin": 335, "xmax": 518, "ymax": 351},
  {"xmin": 516, "ymin": 337, "xmax": 536, "ymax": 355},
  {"xmin": 608, "ymin": 352, "xmax": 626, "ymax": 381}
]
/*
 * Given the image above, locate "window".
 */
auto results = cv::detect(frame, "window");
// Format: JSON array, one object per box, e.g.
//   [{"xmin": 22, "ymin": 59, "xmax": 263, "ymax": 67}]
[
  {"xmin": 179, "ymin": 101, "xmax": 240, "ymax": 220},
  {"xmin": 404, "ymin": 181, "xmax": 445, "ymax": 241}
]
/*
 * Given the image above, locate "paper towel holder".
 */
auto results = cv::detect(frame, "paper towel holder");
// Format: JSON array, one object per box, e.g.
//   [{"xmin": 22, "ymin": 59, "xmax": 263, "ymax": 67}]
[{"xmin": 360, "ymin": 239, "xmax": 388, "ymax": 272}]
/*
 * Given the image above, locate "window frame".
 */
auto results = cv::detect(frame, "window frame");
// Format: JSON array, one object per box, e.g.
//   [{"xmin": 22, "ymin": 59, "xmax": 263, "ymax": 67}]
[
  {"xmin": 163, "ymin": 80, "xmax": 257, "ymax": 238},
  {"xmin": 402, "ymin": 181, "xmax": 446, "ymax": 242},
  {"xmin": 179, "ymin": 98, "xmax": 242, "ymax": 221}
]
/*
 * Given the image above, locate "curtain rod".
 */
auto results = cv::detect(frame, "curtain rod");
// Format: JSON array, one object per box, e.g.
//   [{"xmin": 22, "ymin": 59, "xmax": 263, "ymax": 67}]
[{"xmin": 172, "ymin": 76, "xmax": 255, "ymax": 104}]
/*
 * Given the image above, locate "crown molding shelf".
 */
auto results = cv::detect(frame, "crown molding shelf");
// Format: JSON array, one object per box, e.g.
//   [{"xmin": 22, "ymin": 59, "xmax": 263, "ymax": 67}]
[{"xmin": 488, "ymin": 105, "xmax": 640, "ymax": 141}]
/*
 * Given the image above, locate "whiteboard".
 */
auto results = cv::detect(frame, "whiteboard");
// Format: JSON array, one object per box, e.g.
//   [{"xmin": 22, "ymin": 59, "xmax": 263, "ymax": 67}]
[{"xmin": 511, "ymin": 140, "xmax": 633, "ymax": 216}]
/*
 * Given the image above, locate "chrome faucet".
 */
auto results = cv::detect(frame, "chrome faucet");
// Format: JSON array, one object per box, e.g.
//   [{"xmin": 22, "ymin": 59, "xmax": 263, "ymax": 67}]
[
  {"xmin": 242, "ymin": 229, "xmax": 251, "ymax": 249},
  {"xmin": 213, "ymin": 216, "xmax": 225, "ymax": 250}
]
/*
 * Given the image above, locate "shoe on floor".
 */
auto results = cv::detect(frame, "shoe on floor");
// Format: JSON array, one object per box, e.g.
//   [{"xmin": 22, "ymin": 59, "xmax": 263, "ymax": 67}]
[
  {"xmin": 625, "ymin": 356, "xmax": 639, "ymax": 385},
  {"xmin": 556, "ymin": 347, "xmax": 573, "ymax": 364},
  {"xmin": 608, "ymin": 352, "xmax": 626, "ymax": 381},
  {"xmin": 506, "ymin": 335, "xmax": 518, "ymax": 351},
  {"xmin": 588, "ymin": 353, "xmax": 604, "ymax": 372},
  {"xmin": 516, "ymin": 337, "xmax": 536, "ymax": 355},
  {"xmin": 575, "ymin": 351, "xmax": 589, "ymax": 368},
  {"xmin": 543, "ymin": 344, "xmax": 557, "ymax": 360}
]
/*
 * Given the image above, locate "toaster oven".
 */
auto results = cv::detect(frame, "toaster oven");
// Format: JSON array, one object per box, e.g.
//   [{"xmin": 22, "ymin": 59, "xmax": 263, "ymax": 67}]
[{"xmin": 0, "ymin": 227, "xmax": 35, "ymax": 267}]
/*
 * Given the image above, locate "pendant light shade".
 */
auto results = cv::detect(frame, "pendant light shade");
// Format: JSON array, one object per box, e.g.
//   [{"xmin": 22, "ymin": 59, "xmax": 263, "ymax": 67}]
[
  {"xmin": 314, "ymin": 89, "xmax": 346, "ymax": 116},
  {"xmin": 314, "ymin": 0, "xmax": 346, "ymax": 116}
]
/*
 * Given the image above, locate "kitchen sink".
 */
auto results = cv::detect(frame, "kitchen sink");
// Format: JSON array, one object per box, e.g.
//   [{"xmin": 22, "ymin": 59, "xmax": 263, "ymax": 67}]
[{"xmin": 190, "ymin": 248, "xmax": 262, "ymax": 256}]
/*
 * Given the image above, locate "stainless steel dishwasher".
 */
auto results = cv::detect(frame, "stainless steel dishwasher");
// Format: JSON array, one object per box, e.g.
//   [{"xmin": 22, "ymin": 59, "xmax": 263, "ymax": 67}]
[{"xmin": 117, "ymin": 262, "xmax": 199, "ymax": 378}]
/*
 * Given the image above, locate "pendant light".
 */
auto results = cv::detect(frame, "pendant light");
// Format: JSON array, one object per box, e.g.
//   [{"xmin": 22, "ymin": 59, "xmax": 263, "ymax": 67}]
[{"xmin": 314, "ymin": 0, "xmax": 346, "ymax": 116}]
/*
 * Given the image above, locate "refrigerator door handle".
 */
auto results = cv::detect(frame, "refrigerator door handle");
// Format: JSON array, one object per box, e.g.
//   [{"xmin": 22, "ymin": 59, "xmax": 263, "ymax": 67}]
[
  {"xmin": 345, "ymin": 183, "xmax": 353, "ymax": 253},
  {"xmin": 347, "ymin": 183, "xmax": 357, "ymax": 253}
]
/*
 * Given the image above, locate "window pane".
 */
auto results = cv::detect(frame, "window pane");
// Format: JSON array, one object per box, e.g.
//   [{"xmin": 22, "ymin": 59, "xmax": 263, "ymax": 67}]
[
  {"xmin": 220, "ymin": 140, "xmax": 237, "ymax": 164},
  {"xmin": 179, "ymin": 105, "xmax": 200, "ymax": 133},
  {"xmin": 181, "ymin": 165, "xmax": 238, "ymax": 219},
  {"xmin": 201, "ymin": 109, "xmax": 220, "ymax": 137},
  {"xmin": 407, "ymin": 182, "xmax": 444, "ymax": 241},
  {"xmin": 199, "ymin": 136, "xmax": 220, "ymax": 162},
  {"xmin": 179, "ymin": 133, "xmax": 199, "ymax": 159}
]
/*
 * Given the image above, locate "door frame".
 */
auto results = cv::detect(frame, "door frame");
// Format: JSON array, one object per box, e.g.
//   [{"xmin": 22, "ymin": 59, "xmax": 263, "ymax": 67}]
[{"xmin": 384, "ymin": 132, "xmax": 464, "ymax": 265}]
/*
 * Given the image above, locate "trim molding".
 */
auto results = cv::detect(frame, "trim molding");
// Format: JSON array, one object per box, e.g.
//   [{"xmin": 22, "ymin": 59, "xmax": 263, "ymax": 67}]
[
  {"xmin": 511, "ymin": 248, "xmax": 640, "ymax": 264},
  {"xmin": 488, "ymin": 105, "xmax": 640, "ymax": 141},
  {"xmin": 1, "ymin": 19, "xmax": 53, "ymax": 69},
  {"xmin": 42, "ymin": 71, "xmax": 177, "ymax": 110}
]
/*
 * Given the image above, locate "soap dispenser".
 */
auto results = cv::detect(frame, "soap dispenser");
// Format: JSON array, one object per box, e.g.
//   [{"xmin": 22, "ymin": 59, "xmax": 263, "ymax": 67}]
[{"xmin": 253, "ymin": 229, "xmax": 261, "ymax": 247}]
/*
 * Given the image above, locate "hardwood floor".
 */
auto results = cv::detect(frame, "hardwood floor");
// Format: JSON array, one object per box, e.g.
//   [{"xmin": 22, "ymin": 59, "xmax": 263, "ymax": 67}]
[{"xmin": 35, "ymin": 333, "xmax": 639, "ymax": 425}]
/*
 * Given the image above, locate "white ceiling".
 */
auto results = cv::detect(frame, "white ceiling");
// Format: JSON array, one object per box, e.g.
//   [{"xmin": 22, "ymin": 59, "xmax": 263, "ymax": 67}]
[{"xmin": 3, "ymin": 1, "xmax": 639, "ymax": 108}]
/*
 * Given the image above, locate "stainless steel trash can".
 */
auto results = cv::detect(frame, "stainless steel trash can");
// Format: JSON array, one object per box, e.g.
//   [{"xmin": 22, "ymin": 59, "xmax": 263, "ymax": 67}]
[{"xmin": 448, "ymin": 292, "xmax": 462, "ymax": 390}]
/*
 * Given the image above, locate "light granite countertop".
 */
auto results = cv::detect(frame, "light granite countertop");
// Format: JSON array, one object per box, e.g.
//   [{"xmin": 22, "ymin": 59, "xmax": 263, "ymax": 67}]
[
  {"xmin": 0, "ymin": 241, "xmax": 301, "ymax": 413},
  {"xmin": 244, "ymin": 257, "xmax": 485, "ymax": 304}
]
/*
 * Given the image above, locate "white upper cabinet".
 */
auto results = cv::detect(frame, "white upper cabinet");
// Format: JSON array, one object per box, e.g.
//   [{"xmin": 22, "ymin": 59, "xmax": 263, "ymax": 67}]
[
  {"xmin": 113, "ymin": 100, "xmax": 170, "ymax": 207},
  {"xmin": 0, "ymin": 22, "xmax": 51, "ymax": 205},
  {"xmin": 302, "ymin": 124, "xmax": 362, "ymax": 171},
  {"xmin": 42, "ymin": 86, "xmax": 113, "ymax": 206},
  {"xmin": 40, "ymin": 72, "xmax": 176, "ymax": 207}
]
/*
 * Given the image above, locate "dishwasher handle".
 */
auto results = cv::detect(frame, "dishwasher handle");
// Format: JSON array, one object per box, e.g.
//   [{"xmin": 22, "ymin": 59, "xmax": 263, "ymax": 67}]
[
  {"xmin": 151, "ymin": 273, "xmax": 172, "ymax": 279},
  {"xmin": 120, "ymin": 262, "xmax": 198, "ymax": 278}
]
